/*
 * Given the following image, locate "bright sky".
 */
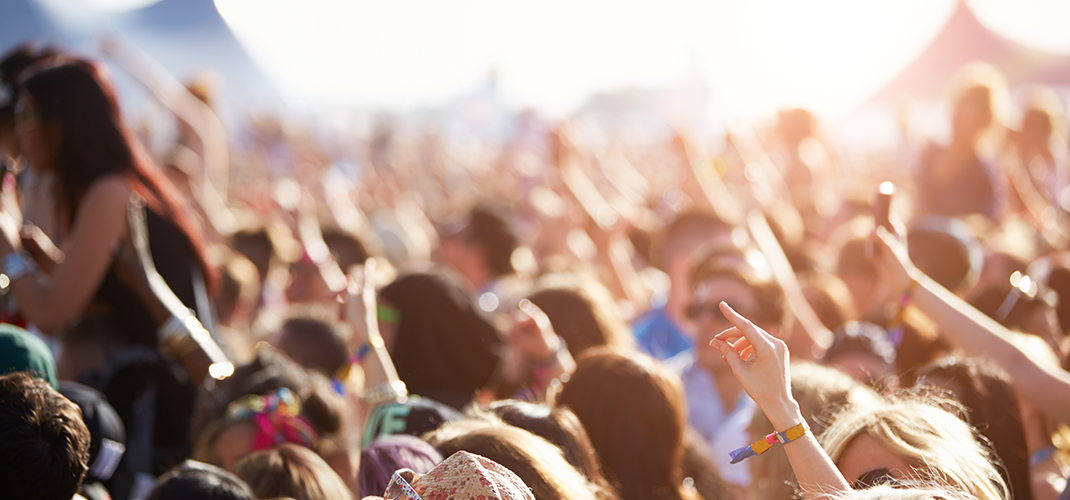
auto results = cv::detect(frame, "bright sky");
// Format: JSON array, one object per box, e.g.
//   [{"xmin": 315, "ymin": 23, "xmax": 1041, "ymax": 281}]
[{"xmin": 31, "ymin": 0, "xmax": 1070, "ymax": 121}]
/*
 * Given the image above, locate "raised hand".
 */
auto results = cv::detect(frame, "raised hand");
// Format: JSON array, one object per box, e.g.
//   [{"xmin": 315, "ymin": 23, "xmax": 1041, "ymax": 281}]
[
  {"xmin": 710, "ymin": 301, "xmax": 801, "ymax": 430},
  {"xmin": 508, "ymin": 299, "xmax": 564, "ymax": 364},
  {"xmin": 868, "ymin": 226, "xmax": 917, "ymax": 299},
  {"xmin": 342, "ymin": 258, "xmax": 380, "ymax": 351}
]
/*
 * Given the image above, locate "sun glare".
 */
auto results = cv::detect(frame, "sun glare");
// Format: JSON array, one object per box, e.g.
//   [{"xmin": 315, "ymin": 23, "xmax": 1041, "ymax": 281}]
[{"xmin": 214, "ymin": 0, "xmax": 1069, "ymax": 121}]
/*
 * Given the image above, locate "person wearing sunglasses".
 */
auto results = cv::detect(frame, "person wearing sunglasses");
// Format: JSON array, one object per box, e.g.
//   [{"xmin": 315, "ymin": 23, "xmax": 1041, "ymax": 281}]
[
  {"xmin": 709, "ymin": 302, "xmax": 991, "ymax": 500},
  {"xmin": 664, "ymin": 247, "xmax": 784, "ymax": 492}
]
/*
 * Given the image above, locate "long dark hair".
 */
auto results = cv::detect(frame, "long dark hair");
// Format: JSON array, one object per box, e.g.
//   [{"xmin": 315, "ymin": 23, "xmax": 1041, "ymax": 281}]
[
  {"xmin": 555, "ymin": 347, "xmax": 693, "ymax": 500},
  {"xmin": 19, "ymin": 59, "xmax": 216, "ymax": 290},
  {"xmin": 917, "ymin": 357, "xmax": 1033, "ymax": 500}
]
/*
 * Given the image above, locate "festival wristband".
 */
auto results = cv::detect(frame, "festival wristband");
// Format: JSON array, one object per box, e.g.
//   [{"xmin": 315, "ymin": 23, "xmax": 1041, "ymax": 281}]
[{"xmin": 729, "ymin": 421, "xmax": 809, "ymax": 464}]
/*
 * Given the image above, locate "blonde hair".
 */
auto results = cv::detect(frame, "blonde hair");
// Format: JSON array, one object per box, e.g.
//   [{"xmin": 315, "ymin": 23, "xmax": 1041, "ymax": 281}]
[
  {"xmin": 749, "ymin": 362, "xmax": 880, "ymax": 500},
  {"xmin": 820, "ymin": 395, "xmax": 1008, "ymax": 500},
  {"xmin": 842, "ymin": 484, "xmax": 978, "ymax": 500}
]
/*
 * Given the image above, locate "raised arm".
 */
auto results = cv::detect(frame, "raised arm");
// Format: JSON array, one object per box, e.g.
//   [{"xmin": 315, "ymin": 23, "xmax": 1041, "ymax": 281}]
[
  {"xmin": 99, "ymin": 36, "xmax": 230, "ymax": 197},
  {"xmin": 710, "ymin": 302, "xmax": 852, "ymax": 500},
  {"xmin": 343, "ymin": 259, "xmax": 406, "ymax": 416},
  {"xmin": 0, "ymin": 177, "xmax": 130, "ymax": 334},
  {"xmin": 870, "ymin": 226, "xmax": 1070, "ymax": 425}
]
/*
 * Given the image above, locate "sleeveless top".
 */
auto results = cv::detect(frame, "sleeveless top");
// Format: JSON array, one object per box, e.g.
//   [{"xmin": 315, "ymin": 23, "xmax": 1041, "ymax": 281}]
[{"xmin": 90, "ymin": 207, "xmax": 211, "ymax": 348}]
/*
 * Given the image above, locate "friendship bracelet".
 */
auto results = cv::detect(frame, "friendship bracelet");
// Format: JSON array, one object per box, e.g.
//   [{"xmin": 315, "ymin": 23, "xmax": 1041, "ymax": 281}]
[
  {"xmin": 1030, "ymin": 445, "xmax": 1057, "ymax": 468},
  {"xmin": 729, "ymin": 421, "xmax": 809, "ymax": 464},
  {"xmin": 886, "ymin": 278, "xmax": 919, "ymax": 348},
  {"xmin": 362, "ymin": 380, "xmax": 408, "ymax": 406},
  {"xmin": 353, "ymin": 342, "xmax": 372, "ymax": 363}
]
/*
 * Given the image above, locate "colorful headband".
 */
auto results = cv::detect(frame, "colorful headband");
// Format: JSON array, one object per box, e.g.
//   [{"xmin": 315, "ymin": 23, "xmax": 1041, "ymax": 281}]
[
  {"xmin": 224, "ymin": 388, "xmax": 319, "ymax": 451},
  {"xmin": 729, "ymin": 421, "xmax": 808, "ymax": 464}
]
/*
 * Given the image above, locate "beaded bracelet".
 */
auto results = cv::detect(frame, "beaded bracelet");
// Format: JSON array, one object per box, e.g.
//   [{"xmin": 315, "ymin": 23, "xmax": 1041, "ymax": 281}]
[
  {"xmin": 887, "ymin": 278, "xmax": 919, "ymax": 348},
  {"xmin": 729, "ymin": 421, "xmax": 809, "ymax": 464},
  {"xmin": 363, "ymin": 380, "xmax": 408, "ymax": 406},
  {"xmin": 158, "ymin": 309, "xmax": 206, "ymax": 358}
]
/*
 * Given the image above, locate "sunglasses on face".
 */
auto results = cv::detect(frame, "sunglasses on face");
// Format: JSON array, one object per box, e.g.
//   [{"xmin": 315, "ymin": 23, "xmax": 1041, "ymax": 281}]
[
  {"xmin": 685, "ymin": 302, "xmax": 763, "ymax": 323},
  {"xmin": 853, "ymin": 468, "xmax": 898, "ymax": 489}
]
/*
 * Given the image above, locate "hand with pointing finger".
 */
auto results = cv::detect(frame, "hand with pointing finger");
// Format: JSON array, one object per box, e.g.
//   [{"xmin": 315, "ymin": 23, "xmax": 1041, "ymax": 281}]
[{"xmin": 710, "ymin": 301, "xmax": 802, "ymax": 431}]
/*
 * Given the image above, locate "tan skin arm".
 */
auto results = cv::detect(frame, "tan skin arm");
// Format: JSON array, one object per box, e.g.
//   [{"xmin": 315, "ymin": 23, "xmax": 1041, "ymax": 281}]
[
  {"xmin": 343, "ymin": 259, "xmax": 404, "ymax": 417},
  {"xmin": 711, "ymin": 302, "xmax": 852, "ymax": 500},
  {"xmin": 870, "ymin": 226, "xmax": 1070, "ymax": 425},
  {"xmin": 0, "ymin": 176, "xmax": 130, "ymax": 334}
]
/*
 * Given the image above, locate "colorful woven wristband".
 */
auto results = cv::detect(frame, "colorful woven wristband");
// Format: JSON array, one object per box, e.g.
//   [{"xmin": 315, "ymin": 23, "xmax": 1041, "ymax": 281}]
[{"xmin": 729, "ymin": 421, "xmax": 809, "ymax": 464}]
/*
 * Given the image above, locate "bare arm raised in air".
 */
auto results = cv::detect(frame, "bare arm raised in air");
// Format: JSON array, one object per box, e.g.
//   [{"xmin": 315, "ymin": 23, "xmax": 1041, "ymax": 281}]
[
  {"xmin": 869, "ymin": 226, "xmax": 1070, "ymax": 425},
  {"xmin": 710, "ymin": 301, "xmax": 852, "ymax": 500}
]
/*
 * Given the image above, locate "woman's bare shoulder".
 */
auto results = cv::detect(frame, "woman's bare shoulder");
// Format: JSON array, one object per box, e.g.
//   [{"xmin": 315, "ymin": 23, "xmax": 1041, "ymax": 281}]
[
  {"xmin": 81, "ymin": 174, "xmax": 134, "ymax": 206},
  {"xmin": 73, "ymin": 174, "xmax": 135, "ymax": 227}
]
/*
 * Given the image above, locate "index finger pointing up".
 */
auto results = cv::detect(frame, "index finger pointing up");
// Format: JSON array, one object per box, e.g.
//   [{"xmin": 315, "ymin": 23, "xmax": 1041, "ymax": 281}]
[{"xmin": 719, "ymin": 301, "xmax": 774, "ymax": 354}]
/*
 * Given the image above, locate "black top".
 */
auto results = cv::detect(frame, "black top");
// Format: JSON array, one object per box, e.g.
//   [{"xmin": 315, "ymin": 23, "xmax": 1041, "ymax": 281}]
[{"xmin": 91, "ymin": 208, "xmax": 204, "ymax": 348}]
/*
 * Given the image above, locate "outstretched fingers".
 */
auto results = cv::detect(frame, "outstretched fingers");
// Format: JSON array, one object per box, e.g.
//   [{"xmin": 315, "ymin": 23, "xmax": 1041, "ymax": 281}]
[{"xmin": 718, "ymin": 301, "xmax": 775, "ymax": 354}]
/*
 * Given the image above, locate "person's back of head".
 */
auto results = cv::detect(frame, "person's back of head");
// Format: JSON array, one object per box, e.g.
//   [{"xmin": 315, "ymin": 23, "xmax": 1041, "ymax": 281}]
[
  {"xmin": 378, "ymin": 269, "xmax": 502, "ymax": 410},
  {"xmin": 359, "ymin": 434, "xmax": 442, "ymax": 499},
  {"xmin": 439, "ymin": 202, "xmax": 518, "ymax": 283},
  {"xmin": 145, "ymin": 460, "xmax": 256, "ymax": 500},
  {"xmin": 233, "ymin": 443, "xmax": 353, "ymax": 500},
  {"xmin": 679, "ymin": 430, "xmax": 732, "ymax": 500},
  {"xmin": 216, "ymin": 252, "xmax": 261, "ymax": 327},
  {"xmin": 487, "ymin": 400, "xmax": 605, "ymax": 483},
  {"xmin": 554, "ymin": 347, "xmax": 689, "ymax": 500},
  {"xmin": 907, "ymin": 217, "xmax": 982, "ymax": 294},
  {"xmin": 321, "ymin": 228, "xmax": 371, "ymax": 272},
  {"xmin": 466, "ymin": 202, "xmax": 518, "ymax": 278},
  {"xmin": 0, "ymin": 323, "xmax": 58, "ymax": 388},
  {"xmin": 231, "ymin": 228, "xmax": 276, "ymax": 284},
  {"xmin": 652, "ymin": 211, "xmax": 732, "ymax": 274},
  {"xmin": 190, "ymin": 348, "xmax": 346, "ymax": 467},
  {"xmin": 57, "ymin": 382, "xmax": 126, "ymax": 489},
  {"xmin": 275, "ymin": 312, "xmax": 351, "ymax": 378},
  {"xmin": 0, "ymin": 371, "xmax": 91, "ymax": 500},
  {"xmin": 526, "ymin": 273, "xmax": 634, "ymax": 357},
  {"xmin": 799, "ymin": 271, "xmax": 855, "ymax": 331},
  {"xmin": 821, "ymin": 322, "xmax": 898, "ymax": 386},
  {"xmin": 916, "ymin": 357, "xmax": 1032, "ymax": 500}
]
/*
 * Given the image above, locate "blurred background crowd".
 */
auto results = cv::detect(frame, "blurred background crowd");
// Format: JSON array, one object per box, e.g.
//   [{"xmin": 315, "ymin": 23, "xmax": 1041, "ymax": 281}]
[{"xmin": 3, "ymin": 1, "xmax": 1070, "ymax": 500}]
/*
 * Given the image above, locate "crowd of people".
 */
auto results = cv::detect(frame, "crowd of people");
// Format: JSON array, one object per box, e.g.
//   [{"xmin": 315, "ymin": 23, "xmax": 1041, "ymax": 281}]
[{"xmin": 0, "ymin": 40, "xmax": 1069, "ymax": 500}]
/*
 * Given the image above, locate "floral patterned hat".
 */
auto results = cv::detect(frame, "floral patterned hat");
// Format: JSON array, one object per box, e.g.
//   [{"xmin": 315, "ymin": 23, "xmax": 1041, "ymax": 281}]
[{"xmin": 384, "ymin": 450, "xmax": 534, "ymax": 500}]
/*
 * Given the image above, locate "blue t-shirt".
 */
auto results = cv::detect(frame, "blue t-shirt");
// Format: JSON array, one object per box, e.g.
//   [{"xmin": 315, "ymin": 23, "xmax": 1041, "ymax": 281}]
[{"xmin": 632, "ymin": 306, "xmax": 692, "ymax": 360}]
